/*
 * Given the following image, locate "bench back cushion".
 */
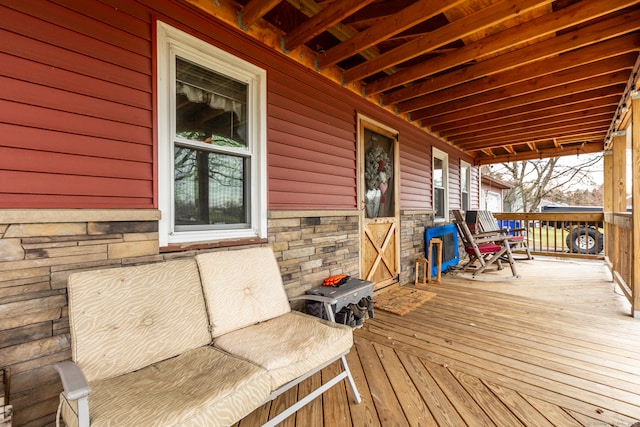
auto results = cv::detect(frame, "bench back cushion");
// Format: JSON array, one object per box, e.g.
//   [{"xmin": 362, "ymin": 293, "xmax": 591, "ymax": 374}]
[
  {"xmin": 67, "ymin": 259, "xmax": 211, "ymax": 382},
  {"xmin": 196, "ymin": 247, "xmax": 291, "ymax": 338}
]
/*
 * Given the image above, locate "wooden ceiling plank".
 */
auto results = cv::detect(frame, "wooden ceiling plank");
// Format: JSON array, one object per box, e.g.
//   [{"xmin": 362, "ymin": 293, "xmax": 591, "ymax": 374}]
[
  {"xmin": 241, "ymin": 0, "xmax": 283, "ymax": 28},
  {"xmin": 284, "ymin": 0, "xmax": 376, "ymax": 52},
  {"xmin": 400, "ymin": 52, "xmax": 637, "ymax": 115},
  {"xmin": 342, "ymin": 0, "xmax": 554, "ymax": 84},
  {"xmin": 316, "ymin": 0, "xmax": 463, "ymax": 68},
  {"xmin": 414, "ymin": 71, "xmax": 630, "ymax": 122},
  {"xmin": 370, "ymin": 0, "xmax": 639, "ymax": 96},
  {"xmin": 453, "ymin": 116, "xmax": 613, "ymax": 146},
  {"xmin": 431, "ymin": 93, "xmax": 621, "ymax": 134},
  {"xmin": 449, "ymin": 111, "xmax": 615, "ymax": 143},
  {"xmin": 391, "ymin": 34, "xmax": 640, "ymax": 109},
  {"xmin": 475, "ymin": 142, "xmax": 605, "ymax": 165},
  {"xmin": 481, "ymin": 148, "xmax": 495, "ymax": 157},
  {"xmin": 458, "ymin": 123, "xmax": 611, "ymax": 150}
]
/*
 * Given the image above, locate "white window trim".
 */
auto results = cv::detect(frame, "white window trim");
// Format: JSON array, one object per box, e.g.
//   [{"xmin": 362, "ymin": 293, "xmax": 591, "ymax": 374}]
[
  {"xmin": 460, "ymin": 160, "xmax": 471, "ymax": 211},
  {"xmin": 432, "ymin": 147, "xmax": 449, "ymax": 222},
  {"xmin": 156, "ymin": 21, "xmax": 267, "ymax": 247}
]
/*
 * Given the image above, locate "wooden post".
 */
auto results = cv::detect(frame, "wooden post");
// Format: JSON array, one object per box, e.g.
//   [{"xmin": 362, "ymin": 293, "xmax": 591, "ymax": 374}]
[
  {"xmin": 603, "ymin": 149, "xmax": 613, "ymax": 261},
  {"xmin": 612, "ymin": 132, "xmax": 627, "ymax": 213},
  {"xmin": 632, "ymin": 95, "xmax": 640, "ymax": 318}
]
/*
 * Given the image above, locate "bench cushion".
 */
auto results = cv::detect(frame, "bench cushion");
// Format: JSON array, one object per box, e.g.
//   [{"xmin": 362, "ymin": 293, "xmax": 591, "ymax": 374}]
[
  {"xmin": 59, "ymin": 346, "xmax": 271, "ymax": 427},
  {"xmin": 214, "ymin": 311, "xmax": 353, "ymax": 389},
  {"xmin": 67, "ymin": 259, "xmax": 211, "ymax": 382},
  {"xmin": 196, "ymin": 248, "xmax": 291, "ymax": 338}
]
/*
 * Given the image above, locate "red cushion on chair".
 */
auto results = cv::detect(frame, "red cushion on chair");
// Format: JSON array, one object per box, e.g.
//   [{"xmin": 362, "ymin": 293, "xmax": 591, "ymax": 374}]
[
  {"xmin": 465, "ymin": 243, "xmax": 503, "ymax": 255},
  {"xmin": 507, "ymin": 235, "xmax": 524, "ymax": 242}
]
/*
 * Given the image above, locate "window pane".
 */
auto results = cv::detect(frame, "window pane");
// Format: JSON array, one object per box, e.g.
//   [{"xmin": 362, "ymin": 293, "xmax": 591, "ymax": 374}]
[
  {"xmin": 434, "ymin": 158, "xmax": 443, "ymax": 188},
  {"xmin": 461, "ymin": 165, "xmax": 469, "ymax": 190},
  {"xmin": 175, "ymin": 57, "xmax": 247, "ymax": 148},
  {"xmin": 174, "ymin": 146, "xmax": 247, "ymax": 228},
  {"xmin": 435, "ymin": 188, "xmax": 445, "ymax": 218}
]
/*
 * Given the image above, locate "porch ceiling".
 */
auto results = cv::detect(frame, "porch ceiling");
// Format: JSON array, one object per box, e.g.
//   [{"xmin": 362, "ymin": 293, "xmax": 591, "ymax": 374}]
[{"xmin": 195, "ymin": 0, "xmax": 640, "ymax": 165}]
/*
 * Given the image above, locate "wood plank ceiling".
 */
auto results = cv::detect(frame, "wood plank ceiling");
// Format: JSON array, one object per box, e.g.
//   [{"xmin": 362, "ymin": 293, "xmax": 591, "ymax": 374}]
[{"xmin": 227, "ymin": 0, "xmax": 640, "ymax": 164}]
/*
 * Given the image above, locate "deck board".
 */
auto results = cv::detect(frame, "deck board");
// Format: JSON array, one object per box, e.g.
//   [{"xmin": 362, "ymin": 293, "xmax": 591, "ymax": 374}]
[{"xmin": 238, "ymin": 257, "xmax": 640, "ymax": 426}]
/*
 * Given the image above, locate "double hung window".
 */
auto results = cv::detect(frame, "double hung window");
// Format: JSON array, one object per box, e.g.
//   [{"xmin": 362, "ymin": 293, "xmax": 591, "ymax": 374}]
[
  {"xmin": 157, "ymin": 22, "xmax": 266, "ymax": 246},
  {"xmin": 433, "ymin": 148, "xmax": 449, "ymax": 221}
]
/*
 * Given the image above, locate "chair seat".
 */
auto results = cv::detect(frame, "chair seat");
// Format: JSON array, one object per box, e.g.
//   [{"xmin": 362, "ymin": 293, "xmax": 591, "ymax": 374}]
[
  {"xmin": 506, "ymin": 235, "xmax": 524, "ymax": 242},
  {"xmin": 59, "ymin": 346, "xmax": 271, "ymax": 427},
  {"xmin": 214, "ymin": 311, "xmax": 353, "ymax": 390},
  {"xmin": 466, "ymin": 243, "xmax": 503, "ymax": 255}
]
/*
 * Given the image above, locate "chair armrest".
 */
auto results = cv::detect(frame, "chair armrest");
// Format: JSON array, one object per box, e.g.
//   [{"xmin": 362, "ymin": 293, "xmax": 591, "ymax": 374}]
[
  {"xmin": 475, "ymin": 234, "xmax": 510, "ymax": 244},
  {"xmin": 500, "ymin": 227, "xmax": 526, "ymax": 233},
  {"xmin": 54, "ymin": 361, "xmax": 91, "ymax": 401},
  {"xmin": 289, "ymin": 294, "xmax": 339, "ymax": 305}
]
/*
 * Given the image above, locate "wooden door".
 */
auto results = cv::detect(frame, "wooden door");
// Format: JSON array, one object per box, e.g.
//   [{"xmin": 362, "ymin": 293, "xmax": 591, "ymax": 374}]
[{"xmin": 359, "ymin": 117, "xmax": 399, "ymax": 290}]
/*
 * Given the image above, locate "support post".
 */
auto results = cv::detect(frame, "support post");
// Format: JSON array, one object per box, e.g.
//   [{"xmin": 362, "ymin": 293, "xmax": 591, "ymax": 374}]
[
  {"xmin": 632, "ymin": 95, "xmax": 640, "ymax": 318},
  {"xmin": 603, "ymin": 149, "xmax": 613, "ymax": 261}
]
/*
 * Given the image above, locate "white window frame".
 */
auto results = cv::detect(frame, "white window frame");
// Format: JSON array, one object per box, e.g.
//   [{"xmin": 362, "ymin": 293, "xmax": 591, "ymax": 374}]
[
  {"xmin": 156, "ymin": 21, "xmax": 267, "ymax": 247},
  {"xmin": 432, "ymin": 147, "xmax": 449, "ymax": 222},
  {"xmin": 460, "ymin": 160, "xmax": 471, "ymax": 212}
]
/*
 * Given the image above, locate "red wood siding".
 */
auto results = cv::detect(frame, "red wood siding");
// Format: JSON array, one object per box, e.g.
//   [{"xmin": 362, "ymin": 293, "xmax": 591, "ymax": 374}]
[
  {"xmin": 0, "ymin": 1, "xmax": 153, "ymax": 208},
  {"xmin": 0, "ymin": 0, "xmax": 476, "ymax": 211}
]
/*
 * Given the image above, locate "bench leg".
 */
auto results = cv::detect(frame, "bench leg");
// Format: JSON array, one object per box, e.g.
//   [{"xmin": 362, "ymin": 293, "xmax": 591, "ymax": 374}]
[
  {"xmin": 260, "ymin": 353, "xmax": 361, "ymax": 427},
  {"xmin": 342, "ymin": 355, "xmax": 362, "ymax": 404}
]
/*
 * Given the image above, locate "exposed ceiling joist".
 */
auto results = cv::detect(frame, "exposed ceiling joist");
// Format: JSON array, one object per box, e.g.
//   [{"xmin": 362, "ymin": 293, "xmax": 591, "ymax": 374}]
[
  {"xmin": 284, "ymin": 0, "xmax": 375, "ymax": 51},
  {"xmin": 212, "ymin": 0, "xmax": 640, "ymax": 164},
  {"xmin": 240, "ymin": 0, "xmax": 282, "ymax": 28}
]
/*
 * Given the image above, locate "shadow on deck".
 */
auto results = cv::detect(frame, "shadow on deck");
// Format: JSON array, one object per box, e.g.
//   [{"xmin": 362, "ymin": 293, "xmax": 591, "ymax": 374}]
[{"xmin": 237, "ymin": 257, "xmax": 640, "ymax": 426}]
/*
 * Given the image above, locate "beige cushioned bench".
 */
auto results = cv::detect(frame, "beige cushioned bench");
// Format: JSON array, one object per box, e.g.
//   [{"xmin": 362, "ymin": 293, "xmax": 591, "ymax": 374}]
[{"xmin": 55, "ymin": 247, "xmax": 360, "ymax": 427}]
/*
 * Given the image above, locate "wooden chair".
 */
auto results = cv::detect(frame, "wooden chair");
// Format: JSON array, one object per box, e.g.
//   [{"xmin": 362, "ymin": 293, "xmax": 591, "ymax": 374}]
[
  {"xmin": 451, "ymin": 210, "xmax": 520, "ymax": 280},
  {"xmin": 469, "ymin": 210, "xmax": 533, "ymax": 260}
]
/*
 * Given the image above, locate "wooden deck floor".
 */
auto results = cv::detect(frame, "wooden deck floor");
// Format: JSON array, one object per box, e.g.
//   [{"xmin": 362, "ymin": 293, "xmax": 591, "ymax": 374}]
[{"xmin": 237, "ymin": 257, "xmax": 640, "ymax": 427}]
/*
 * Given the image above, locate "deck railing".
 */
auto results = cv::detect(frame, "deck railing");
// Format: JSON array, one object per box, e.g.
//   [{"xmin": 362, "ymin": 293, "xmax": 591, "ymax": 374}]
[
  {"xmin": 491, "ymin": 212, "xmax": 605, "ymax": 260},
  {"xmin": 603, "ymin": 212, "xmax": 633, "ymax": 302}
]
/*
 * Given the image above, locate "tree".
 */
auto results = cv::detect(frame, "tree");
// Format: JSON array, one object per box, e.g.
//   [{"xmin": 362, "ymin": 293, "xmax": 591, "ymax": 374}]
[{"xmin": 486, "ymin": 154, "xmax": 603, "ymax": 212}]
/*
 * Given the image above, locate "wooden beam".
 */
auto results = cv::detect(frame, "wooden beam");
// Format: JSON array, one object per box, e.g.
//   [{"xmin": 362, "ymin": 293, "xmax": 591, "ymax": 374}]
[
  {"xmin": 457, "ymin": 123, "xmax": 610, "ymax": 151},
  {"xmin": 367, "ymin": 1, "xmax": 640, "ymax": 96},
  {"xmin": 398, "ymin": 52, "xmax": 637, "ymax": 114},
  {"xmin": 283, "ymin": 0, "xmax": 375, "ymax": 52},
  {"xmin": 474, "ymin": 141, "xmax": 605, "ymax": 165},
  {"xmin": 413, "ymin": 72, "xmax": 629, "ymax": 123},
  {"xmin": 391, "ymin": 36, "xmax": 640, "ymax": 109},
  {"xmin": 285, "ymin": 0, "xmax": 394, "ymax": 74},
  {"xmin": 443, "ymin": 106, "xmax": 616, "ymax": 141},
  {"xmin": 342, "ymin": 0, "xmax": 554, "ymax": 84},
  {"xmin": 453, "ymin": 115, "xmax": 613, "ymax": 146},
  {"xmin": 632, "ymin": 96, "xmax": 640, "ymax": 317},
  {"xmin": 433, "ymin": 96, "xmax": 620, "ymax": 136},
  {"xmin": 316, "ymin": 0, "xmax": 461, "ymax": 68},
  {"xmin": 240, "ymin": 0, "xmax": 282, "ymax": 28}
]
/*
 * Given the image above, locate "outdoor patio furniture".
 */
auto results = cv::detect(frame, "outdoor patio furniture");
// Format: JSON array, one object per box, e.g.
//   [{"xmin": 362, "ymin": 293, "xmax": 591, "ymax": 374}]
[
  {"xmin": 54, "ymin": 248, "xmax": 361, "ymax": 427},
  {"xmin": 468, "ymin": 210, "xmax": 533, "ymax": 260},
  {"xmin": 451, "ymin": 210, "xmax": 520, "ymax": 280}
]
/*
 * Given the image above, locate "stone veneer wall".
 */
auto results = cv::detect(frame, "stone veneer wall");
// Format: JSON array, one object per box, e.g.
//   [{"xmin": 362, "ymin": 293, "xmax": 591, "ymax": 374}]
[
  {"xmin": 0, "ymin": 208, "xmax": 433, "ymax": 426},
  {"xmin": 399, "ymin": 210, "xmax": 436, "ymax": 284}
]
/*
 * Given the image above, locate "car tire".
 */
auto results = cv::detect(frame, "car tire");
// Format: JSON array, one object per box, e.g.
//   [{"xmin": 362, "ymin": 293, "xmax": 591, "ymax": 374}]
[{"xmin": 566, "ymin": 227, "xmax": 603, "ymax": 254}]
